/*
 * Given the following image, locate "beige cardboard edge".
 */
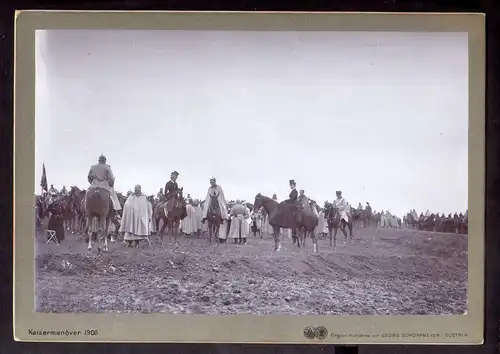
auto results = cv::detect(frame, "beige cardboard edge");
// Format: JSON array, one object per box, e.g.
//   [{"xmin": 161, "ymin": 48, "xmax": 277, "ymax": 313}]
[{"xmin": 13, "ymin": 11, "xmax": 485, "ymax": 344}]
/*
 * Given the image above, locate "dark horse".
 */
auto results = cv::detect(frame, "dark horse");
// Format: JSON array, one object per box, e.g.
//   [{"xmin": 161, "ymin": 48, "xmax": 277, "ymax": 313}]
[
  {"xmin": 362, "ymin": 208, "xmax": 373, "ymax": 228},
  {"xmin": 203, "ymin": 193, "xmax": 224, "ymax": 245},
  {"xmin": 85, "ymin": 187, "xmax": 114, "ymax": 253},
  {"xmin": 404, "ymin": 212, "xmax": 419, "ymax": 229},
  {"xmin": 351, "ymin": 209, "xmax": 363, "ymax": 228},
  {"xmin": 253, "ymin": 194, "xmax": 319, "ymax": 252},
  {"xmin": 324, "ymin": 203, "xmax": 353, "ymax": 248},
  {"xmin": 67, "ymin": 186, "xmax": 87, "ymax": 234},
  {"xmin": 68, "ymin": 186, "xmax": 121, "ymax": 243},
  {"xmin": 154, "ymin": 188, "xmax": 187, "ymax": 245}
]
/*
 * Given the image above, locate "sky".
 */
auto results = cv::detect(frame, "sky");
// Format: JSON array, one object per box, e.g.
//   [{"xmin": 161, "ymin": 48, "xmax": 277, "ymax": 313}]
[{"xmin": 35, "ymin": 29, "xmax": 469, "ymax": 216}]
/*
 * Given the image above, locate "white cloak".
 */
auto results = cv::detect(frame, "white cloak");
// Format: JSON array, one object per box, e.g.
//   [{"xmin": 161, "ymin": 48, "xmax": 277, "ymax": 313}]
[
  {"xmin": 110, "ymin": 187, "xmax": 121, "ymax": 211},
  {"xmin": 380, "ymin": 213, "xmax": 387, "ymax": 227},
  {"xmin": 119, "ymin": 194, "xmax": 152, "ymax": 238},
  {"xmin": 333, "ymin": 197, "xmax": 349, "ymax": 223},
  {"xmin": 202, "ymin": 185, "xmax": 229, "ymax": 219},
  {"xmin": 264, "ymin": 214, "xmax": 273, "ymax": 235},
  {"xmin": 228, "ymin": 205, "xmax": 250, "ymax": 239},
  {"xmin": 317, "ymin": 211, "xmax": 328, "ymax": 234},
  {"xmin": 180, "ymin": 204, "xmax": 197, "ymax": 235},
  {"xmin": 194, "ymin": 205, "xmax": 203, "ymax": 230}
]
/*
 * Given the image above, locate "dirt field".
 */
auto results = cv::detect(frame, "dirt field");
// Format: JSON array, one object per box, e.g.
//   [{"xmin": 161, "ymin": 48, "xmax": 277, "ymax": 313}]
[{"xmin": 35, "ymin": 227, "xmax": 468, "ymax": 315}]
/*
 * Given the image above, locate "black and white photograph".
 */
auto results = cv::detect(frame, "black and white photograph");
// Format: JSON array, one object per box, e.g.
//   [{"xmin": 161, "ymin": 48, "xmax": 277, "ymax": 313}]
[{"xmin": 34, "ymin": 29, "xmax": 469, "ymax": 316}]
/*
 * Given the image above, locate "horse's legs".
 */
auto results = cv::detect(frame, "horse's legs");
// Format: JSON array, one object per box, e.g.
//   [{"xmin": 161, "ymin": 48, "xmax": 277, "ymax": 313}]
[
  {"xmin": 333, "ymin": 227, "xmax": 338, "ymax": 248},
  {"xmin": 293, "ymin": 228, "xmax": 300, "ymax": 248},
  {"xmin": 328, "ymin": 228, "xmax": 333, "ymax": 246},
  {"xmin": 86, "ymin": 216, "xmax": 93, "ymax": 252},
  {"xmin": 348, "ymin": 222, "xmax": 354, "ymax": 239},
  {"xmin": 207, "ymin": 220, "xmax": 212, "ymax": 244},
  {"xmin": 340, "ymin": 221, "xmax": 348, "ymax": 240},
  {"xmin": 103, "ymin": 218, "xmax": 110, "ymax": 252},
  {"xmin": 273, "ymin": 226, "xmax": 281, "ymax": 251},
  {"xmin": 96, "ymin": 217, "xmax": 103, "ymax": 252},
  {"xmin": 214, "ymin": 224, "xmax": 221, "ymax": 245},
  {"xmin": 173, "ymin": 220, "xmax": 179, "ymax": 246},
  {"xmin": 311, "ymin": 231, "xmax": 318, "ymax": 253},
  {"xmin": 159, "ymin": 217, "xmax": 167, "ymax": 241}
]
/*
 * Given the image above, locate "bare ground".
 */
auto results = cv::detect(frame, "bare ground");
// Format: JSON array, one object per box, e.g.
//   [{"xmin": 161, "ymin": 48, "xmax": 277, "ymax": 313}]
[{"xmin": 35, "ymin": 227, "xmax": 468, "ymax": 315}]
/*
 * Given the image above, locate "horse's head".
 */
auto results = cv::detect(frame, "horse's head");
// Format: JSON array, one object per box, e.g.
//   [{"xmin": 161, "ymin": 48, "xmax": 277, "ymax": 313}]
[
  {"xmin": 253, "ymin": 193, "xmax": 278, "ymax": 214},
  {"xmin": 254, "ymin": 193, "xmax": 264, "ymax": 210}
]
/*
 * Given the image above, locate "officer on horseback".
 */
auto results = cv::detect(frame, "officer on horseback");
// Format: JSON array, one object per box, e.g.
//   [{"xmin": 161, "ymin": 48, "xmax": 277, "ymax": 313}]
[
  {"xmin": 287, "ymin": 179, "xmax": 299, "ymax": 205},
  {"xmin": 164, "ymin": 171, "xmax": 181, "ymax": 219},
  {"xmin": 88, "ymin": 154, "xmax": 115, "ymax": 191}
]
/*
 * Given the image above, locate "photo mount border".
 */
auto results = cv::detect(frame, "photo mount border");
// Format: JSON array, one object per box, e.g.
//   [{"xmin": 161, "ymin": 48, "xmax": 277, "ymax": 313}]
[{"xmin": 13, "ymin": 11, "xmax": 485, "ymax": 344}]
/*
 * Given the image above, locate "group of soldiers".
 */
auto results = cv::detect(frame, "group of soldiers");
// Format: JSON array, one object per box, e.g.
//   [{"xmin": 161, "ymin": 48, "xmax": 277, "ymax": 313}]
[{"xmin": 40, "ymin": 154, "xmax": 468, "ymax": 243}]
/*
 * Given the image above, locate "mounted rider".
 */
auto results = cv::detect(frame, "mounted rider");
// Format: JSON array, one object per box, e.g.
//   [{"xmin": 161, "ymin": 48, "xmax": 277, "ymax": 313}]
[
  {"xmin": 86, "ymin": 154, "xmax": 115, "ymax": 218},
  {"xmin": 298, "ymin": 189, "xmax": 311, "ymax": 211},
  {"xmin": 333, "ymin": 190, "xmax": 350, "ymax": 224},
  {"xmin": 268, "ymin": 179, "xmax": 299, "ymax": 228},
  {"xmin": 164, "ymin": 171, "xmax": 182, "ymax": 219},
  {"xmin": 49, "ymin": 184, "xmax": 58, "ymax": 195},
  {"xmin": 156, "ymin": 188, "xmax": 165, "ymax": 202},
  {"xmin": 87, "ymin": 155, "xmax": 115, "ymax": 191},
  {"xmin": 201, "ymin": 177, "xmax": 229, "ymax": 222}
]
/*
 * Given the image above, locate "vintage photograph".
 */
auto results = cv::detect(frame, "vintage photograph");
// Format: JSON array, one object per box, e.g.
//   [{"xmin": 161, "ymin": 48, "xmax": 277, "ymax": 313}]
[{"xmin": 34, "ymin": 29, "xmax": 469, "ymax": 316}]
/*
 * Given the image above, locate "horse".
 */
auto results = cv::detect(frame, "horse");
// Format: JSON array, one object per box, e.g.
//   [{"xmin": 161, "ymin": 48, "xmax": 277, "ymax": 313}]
[
  {"xmin": 253, "ymin": 194, "xmax": 319, "ymax": 252},
  {"xmin": 203, "ymin": 193, "xmax": 224, "ymax": 245},
  {"xmin": 324, "ymin": 203, "xmax": 353, "ymax": 248},
  {"xmin": 84, "ymin": 187, "xmax": 114, "ymax": 253},
  {"xmin": 404, "ymin": 212, "xmax": 419, "ymax": 229},
  {"xmin": 419, "ymin": 214, "xmax": 436, "ymax": 232},
  {"xmin": 459, "ymin": 216, "xmax": 468, "ymax": 234},
  {"xmin": 154, "ymin": 188, "xmax": 187, "ymax": 245},
  {"xmin": 67, "ymin": 186, "xmax": 87, "ymax": 234},
  {"xmin": 351, "ymin": 208, "xmax": 363, "ymax": 228},
  {"xmin": 362, "ymin": 208, "xmax": 373, "ymax": 228}
]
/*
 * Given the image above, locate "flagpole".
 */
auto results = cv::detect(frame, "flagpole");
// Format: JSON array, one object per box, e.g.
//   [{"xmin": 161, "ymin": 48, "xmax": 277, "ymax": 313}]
[{"xmin": 40, "ymin": 161, "xmax": 43, "ymax": 197}]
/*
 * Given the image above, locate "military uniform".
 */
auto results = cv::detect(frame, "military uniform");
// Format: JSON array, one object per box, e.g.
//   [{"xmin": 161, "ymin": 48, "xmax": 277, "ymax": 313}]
[{"xmin": 164, "ymin": 180, "xmax": 179, "ymax": 201}]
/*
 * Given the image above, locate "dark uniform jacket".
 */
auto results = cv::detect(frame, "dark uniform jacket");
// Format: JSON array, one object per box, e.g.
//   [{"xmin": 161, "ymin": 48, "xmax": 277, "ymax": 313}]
[
  {"xmin": 286, "ymin": 188, "xmax": 298, "ymax": 203},
  {"xmin": 165, "ymin": 180, "xmax": 179, "ymax": 200}
]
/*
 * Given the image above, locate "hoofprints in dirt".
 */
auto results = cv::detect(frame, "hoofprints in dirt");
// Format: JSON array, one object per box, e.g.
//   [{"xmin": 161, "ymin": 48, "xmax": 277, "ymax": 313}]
[{"xmin": 35, "ymin": 228, "xmax": 467, "ymax": 315}]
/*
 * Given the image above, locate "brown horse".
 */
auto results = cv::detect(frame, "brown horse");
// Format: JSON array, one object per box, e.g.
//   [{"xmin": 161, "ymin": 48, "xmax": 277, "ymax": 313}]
[
  {"xmin": 154, "ymin": 188, "xmax": 187, "ymax": 244},
  {"xmin": 84, "ymin": 187, "xmax": 114, "ymax": 253},
  {"xmin": 203, "ymin": 193, "xmax": 224, "ymax": 244},
  {"xmin": 253, "ymin": 194, "xmax": 319, "ymax": 252},
  {"xmin": 324, "ymin": 203, "xmax": 353, "ymax": 248},
  {"xmin": 67, "ymin": 186, "xmax": 87, "ymax": 234},
  {"xmin": 404, "ymin": 212, "xmax": 419, "ymax": 229},
  {"xmin": 362, "ymin": 208, "xmax": 373, "ymax": 228},
  {"xmin": 351, "ymin": 208, "xmax": 363, "ymax": 228}
]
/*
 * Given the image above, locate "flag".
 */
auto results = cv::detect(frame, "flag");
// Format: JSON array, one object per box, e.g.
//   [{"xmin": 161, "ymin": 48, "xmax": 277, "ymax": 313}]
[{"xmin": 40, "ymin": 163, "xmax": 48, "ymax": 192}]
